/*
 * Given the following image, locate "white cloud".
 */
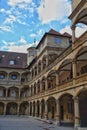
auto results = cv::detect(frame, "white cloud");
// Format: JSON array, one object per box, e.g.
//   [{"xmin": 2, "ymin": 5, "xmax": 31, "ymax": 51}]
[
  {"xmin": 60, "ymin": 25, "xmax": 87, "ymax": 37},
  {"xmin": 30, "ymin": 33, "xmax": 37, "ymax": 38},
  {"xmin": 4, "ymin": 15, "xmax": 17, "ymax": 24},
  {"xmin": 2, "ymin": 40, "xmax": 16, "ymax": 46},
  {"xmin": 37, "ymin": 0, "xmax": 71, "ymax": 24},
  {"xmin": 19, "ymin": 36, "xmax": 27, "ymax": 44},
  {"xmin": 0, "ymin": 8, "xmax": 11, "ymax": 14},
  {"xmin": 0, "ymin": 25, "xmax": 13, "ymax": 32},
  {"xmin": 7, "ymin": 44, "xmax": 30, "ymax": 53},
  {"xmin": 8, "ymin": 0, "xmax": 32, "ymax": 6}
]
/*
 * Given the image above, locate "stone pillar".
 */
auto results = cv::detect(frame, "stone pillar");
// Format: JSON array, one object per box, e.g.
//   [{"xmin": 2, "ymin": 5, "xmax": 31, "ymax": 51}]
[
  {"xmin": 32, "ymin": 103, "xmax": 34, "ymax": 116},
  {"xmin": 19, "ymin": 89, "xmax": 20, "ymax": 98},
  {"xmin": 72, "ymin": 60, "xmax": 77, "ymax": 85},
  {"xmin": 36, "ymin": 84, "xmax": 38, "ymax": 94},
  {"xmin": 74, "ymin": 97, "xmax": 80, "ymax": 128},
  {"xmin": 4, "ymin": 103, "xmax": 7, "ymax": 115},
  {"xmin": 17, "ymin": 103, "xmax": 20, "ymax": 115},
  {"xmin": 41, "ymin": 61, "xmax": 43, "ymax": 71},
  {"xmin": 45, "ymin": 79, "xmax": 48, "ymax": 90},
  {"xmin": 44, "ymin": 102, "xmax": 47, "ymax": 119},
  {"xmin": 28, "ymin": 102, "xmax": 30, "ymax": 116},
  {"xmin": 40, "ymin": 81, "xmax": 42, "ymax": 92},
  {"xmin": 56, "ymin": 73, "xmax": 59, "ymax": 86},
  {"xmin": 6, "ymin": 88, "xmax": 8, "ymax": 97},
  {"xmin": 35, "ymin": 103, "xmax": 37, "ymax": 117},
  {"xmin": 55, "ymin": 100, "xmax": 60, "ymax": 125},
  {"xmin": 46, "ymin": 57, "xmax": 48, "ymax": 67},
  {"xmin": 39, "ymin": 102, "xmax": 41, "ymax": 118},
  {"xmin": 71, "ymin": 25, "xmax": 76, "ymax": 43}
]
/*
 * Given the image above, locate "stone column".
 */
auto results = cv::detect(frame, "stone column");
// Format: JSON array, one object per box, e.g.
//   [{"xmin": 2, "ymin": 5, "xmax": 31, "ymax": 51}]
[
  {"xmin": 45, "ymin": 79, "xmax": 48, "ymax": 90},
  {"xmin": 28, "ymin": 102, "xmax": 30, "ymax": 116},
  {"xmin": 72, "ymin": 60, "xmax": 77, "ymax": 85},
  {"xmin": 6, "ymin": 88, "xmax": 8, "ymax": 97},
  {"xmin": 35, "ymin": 103, "xmax": 37, "ymax": 117},
  {"xmin": 71, "ymin": 25, "xmax": 76, "ymax": 43},
  {"xmin": 46, "ymin": 57, "xmax": 48, "ymax": 67},
  {"xmin": 36, "ymin": 84, "xmax": 38, "ymax": 94},
  {"xmin": 4, "ymin": 103, "xmax": 7, "ymax": 115},
  {"xmin": 32, "ymin": 103, "xmax": 34, "ymax": 116},
  {"xmin": 44, "ymin": 102, "xmax": 47, "ymax": 119},
  {"xmin": 39, "ymin": 102, "xmax": 41, "ymax": 118},
  {"xmin": 56, "ymin": 73, "xmax": 59, "ymax": 86},
  {"xmin": 40, "ymin": 81, "xmax": 42, "ymax": 92},
  {"xmin": 74, "ymin": 97, "xmax": 80, "ymax": 128},
  {"xmin": 19, "ymin": 88, "xmax": 20, "ymax": 98},
  {"xmin": 55, "ymin": 100, "xmax": 60, "ymax": 125},
  {"xmin": 17, "ymin": 103, "xmax": 20, "ymax": 115},
  {"xmin": 41, "ymin": 61, "xmax": 43, "ymax": 71}
]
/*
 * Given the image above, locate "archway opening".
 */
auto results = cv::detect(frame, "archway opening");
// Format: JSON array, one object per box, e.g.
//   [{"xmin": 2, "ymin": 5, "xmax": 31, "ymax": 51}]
[
  {"xmin": 20, "ymin": 102, "xmax": 29, "ymax": 115},
  {"xmin": 6, "ymin": 102, "xmax": 17, "ymax": 115},
  {"xmin": 47, "ymin": 97, "xmax": 56, "ymax": 120},
  {"xmin": 59, "ymin": 94, "xmax": 74, "ymax": 126},
  {"xmin": 78, "ymin": 90, "xmax": 87, "ymax": 127}
]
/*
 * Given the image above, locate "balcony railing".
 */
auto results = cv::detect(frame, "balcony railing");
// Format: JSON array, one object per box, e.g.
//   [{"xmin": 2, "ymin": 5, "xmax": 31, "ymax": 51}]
[
  {"xmin": 0, "ymin": 96, "xmax": 19, "ymax": 101},
  {"xmin": 0, "ymin": 80, "xmax": 21, "ymax": 86},
  {"xmin": 58, "ymin": 79, "xmax": 73, "ymax": 90},
  {"xmin": 75, "ymin": 73, "xmax": 87, "ymax": 84},
  {"xmin": 29, "ymin": 73, "xmax": 87, "ymax": 100}
]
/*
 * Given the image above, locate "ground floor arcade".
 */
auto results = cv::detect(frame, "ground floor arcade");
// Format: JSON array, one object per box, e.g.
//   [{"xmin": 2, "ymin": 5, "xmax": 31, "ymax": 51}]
[{"xmin": 0, "ymin": 89, "xmax": 87, "ymax": 128}]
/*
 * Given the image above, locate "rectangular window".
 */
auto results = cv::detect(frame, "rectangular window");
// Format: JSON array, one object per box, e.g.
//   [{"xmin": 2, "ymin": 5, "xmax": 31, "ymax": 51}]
[
  {"xmin": 9, "ymin": 60, "xmax": 15, "ymax": 65},
  {"xmin": 54, "ymin": 38, "xmax": 62, "ymax": 43}
]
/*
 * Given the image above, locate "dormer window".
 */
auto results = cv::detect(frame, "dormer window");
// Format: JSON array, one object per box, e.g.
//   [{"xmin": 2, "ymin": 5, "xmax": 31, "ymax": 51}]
[
  {"xmin": 54, "ymin": 37, "xmax": 62, "ymax": 43},
  {"xmin": 9, "ymin": 60, "xmax": 15, "ymax": 65}
]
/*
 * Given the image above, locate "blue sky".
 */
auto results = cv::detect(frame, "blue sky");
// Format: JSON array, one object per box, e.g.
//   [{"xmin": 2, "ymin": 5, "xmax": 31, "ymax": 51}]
[{"xmin": 0, "ymin": 0, "xmax": 86, "ymax": 53}]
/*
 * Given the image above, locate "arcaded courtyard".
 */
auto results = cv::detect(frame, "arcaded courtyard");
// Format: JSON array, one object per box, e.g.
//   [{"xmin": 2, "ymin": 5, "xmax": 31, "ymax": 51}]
[{"xmin": 0, "ymin": 116, "xmax": 74, "ymax": 130}]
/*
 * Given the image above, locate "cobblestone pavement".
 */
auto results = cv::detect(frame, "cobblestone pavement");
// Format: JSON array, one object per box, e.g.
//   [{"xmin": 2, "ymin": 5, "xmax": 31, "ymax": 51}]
[{"xmin": 0, "ymin": 116, "xmax": 74, "ymax": 130}]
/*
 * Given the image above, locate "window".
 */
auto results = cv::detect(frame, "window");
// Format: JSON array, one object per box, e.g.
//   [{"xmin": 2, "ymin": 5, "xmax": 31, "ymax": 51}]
[
  {"xmin": 11, "ymin": 74, "xmax": 17, "ymax": 80},
  {"xmin": 9, "ymin": 60, "xmax": 15, "ymax": 65},
  {"xmin": 54, "ymin": 37, "xmax": 62, "ymax": 43},
  {"xmin": 0, "ymin": 73, "xmax": 5, "ymax": 79},
  {"xmin": 29, "ymin": 51, "xmax": 35, "ymax": 56}
]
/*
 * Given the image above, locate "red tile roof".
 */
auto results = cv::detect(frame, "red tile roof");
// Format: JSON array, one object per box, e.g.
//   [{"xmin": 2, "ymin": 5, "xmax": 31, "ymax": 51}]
[
  {"xmin": 48, "ymin": 29, "xmax": 61, "ymax": 35},
  {"xmin": 0, "ymin": 51, "xmax": 27, "ymax": 69}
]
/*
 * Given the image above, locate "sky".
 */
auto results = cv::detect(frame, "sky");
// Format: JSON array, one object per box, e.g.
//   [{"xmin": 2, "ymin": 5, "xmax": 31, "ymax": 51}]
[{"xmin": 0, "ymin": 0, "xmax": 87, "ymax": 53}]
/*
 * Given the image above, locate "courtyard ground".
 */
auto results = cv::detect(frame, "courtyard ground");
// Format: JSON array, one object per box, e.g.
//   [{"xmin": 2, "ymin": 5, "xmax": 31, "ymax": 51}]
[{"xmin": 0, "ymin": 116, "xmax": 74, "ymax": 130}]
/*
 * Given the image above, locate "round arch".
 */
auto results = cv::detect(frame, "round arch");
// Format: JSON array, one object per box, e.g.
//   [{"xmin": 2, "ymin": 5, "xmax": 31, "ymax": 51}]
[
  {"xmin": 73, "ymin": 8, "xmax": 87, "ymax": 25},
  {"xmin": 46, "ymin": 96, "xmax": 56, "ymax": 120},
  {"xmin": 58, "ymin": 93, "xmax": 74, "ymax": 126},
  {"xmin": 8, "ymin": 87, "xmax": 19, "ymax": 97},
  {"xmin": 19, "ymin": 101, "xmax": 29, "ymax": 115},
  {"xmin": 76, "ymin": 88, "xmax": 87, "ymax": 127},
  {"xmin": 74, "ymin": 46, "xmax": 87, "ymax": 60},
  {"xmin": 6, "ymin": 102, "xmax": 18, "ymax": 115}
]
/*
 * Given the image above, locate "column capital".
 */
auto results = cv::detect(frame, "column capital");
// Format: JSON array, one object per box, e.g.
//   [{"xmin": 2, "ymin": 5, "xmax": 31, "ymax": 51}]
[
  {"xmin": 56, "ymin": 99, "xmax": 60, "ymax": 103},
  {"xmin": 72, "ymin": 59, "xmax": 76, "ymax": 64},
  {"xmin": 73, "ymin": 96, "xmax": 79, "ymax": 102},
  {"xmin": 71, "ymin": 25, "xmax": 76, "ymax": 30}
]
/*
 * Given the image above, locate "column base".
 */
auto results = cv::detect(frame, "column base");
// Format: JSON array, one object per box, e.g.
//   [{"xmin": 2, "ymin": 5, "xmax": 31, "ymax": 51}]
[
  {"xmin": 55, "ymin": 121, "xmax": 60, "ymax": 126},
  {"xmin": 74, "ymin": 124, "xmax": 80, "ymax": 130}
]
